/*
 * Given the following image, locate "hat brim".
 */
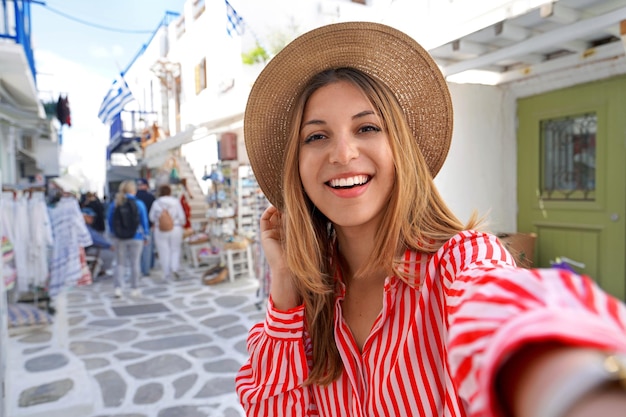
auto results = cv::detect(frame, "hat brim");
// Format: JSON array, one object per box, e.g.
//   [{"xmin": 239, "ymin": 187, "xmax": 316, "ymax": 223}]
[
  {"xmin": 244, "ymin": 21, "xmax": 453, "ymax": 210},
  {"xmin": 51, "ymin": 176, "xmax": 80, "ymax": 195}
]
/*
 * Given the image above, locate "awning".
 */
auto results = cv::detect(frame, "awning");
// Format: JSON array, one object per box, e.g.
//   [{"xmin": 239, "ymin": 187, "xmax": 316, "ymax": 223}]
[{"xmin": 141, "ymin": 111, "xmax": 244, "ymax": 168}]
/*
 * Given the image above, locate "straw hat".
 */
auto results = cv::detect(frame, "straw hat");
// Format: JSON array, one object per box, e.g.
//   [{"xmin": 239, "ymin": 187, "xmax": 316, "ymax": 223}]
[{"xmin": 244, "ymin": 21, "xmax": 453, "ymax": 209}]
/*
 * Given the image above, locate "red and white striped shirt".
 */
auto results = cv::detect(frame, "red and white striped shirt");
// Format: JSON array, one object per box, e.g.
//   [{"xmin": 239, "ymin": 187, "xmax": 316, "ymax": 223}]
[{"xmin": 236, "ymin": 231, "xmax": 626, "ymax": 416}]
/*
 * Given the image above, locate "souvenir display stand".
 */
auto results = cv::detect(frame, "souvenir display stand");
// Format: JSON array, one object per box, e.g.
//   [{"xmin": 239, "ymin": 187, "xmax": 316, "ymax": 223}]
[{"xmin": 185, "ymin": 161, "xmax": 266, "ymax": 284}]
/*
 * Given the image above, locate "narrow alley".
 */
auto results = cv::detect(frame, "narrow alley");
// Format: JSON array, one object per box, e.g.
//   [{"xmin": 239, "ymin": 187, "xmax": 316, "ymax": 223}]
[{"xmin": 7, "ymin": 264, "xmax": 264, "ymax": 417}]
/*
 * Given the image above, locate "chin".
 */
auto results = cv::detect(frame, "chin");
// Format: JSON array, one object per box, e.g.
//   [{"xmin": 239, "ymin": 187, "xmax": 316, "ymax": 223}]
[{"xmin": 327, "ymin": 211, "xmax": 379, "ymax": 229}]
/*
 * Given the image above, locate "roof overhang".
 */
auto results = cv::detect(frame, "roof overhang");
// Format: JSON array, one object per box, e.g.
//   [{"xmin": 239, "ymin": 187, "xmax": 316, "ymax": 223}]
[
  {"xmin": 0, "ymin": 42, "xmax": 45, "ymax": 121},
  {"xmin": 17, "ymin": 148, "xmax": 37, "ymax": 162},
  {"xmin": 141, "ymin": 111, "xmax": 244, "ymax": 168},
  {"xmin": 422, "ymin": 0, "xmax": 626, "ymax": 86}
]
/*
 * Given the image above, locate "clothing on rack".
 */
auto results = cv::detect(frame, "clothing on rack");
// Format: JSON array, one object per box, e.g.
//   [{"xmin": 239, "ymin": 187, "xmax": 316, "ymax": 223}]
[
  {"xmin": 13, "ymin": 196, "xmax": 30, "ymax": 292},
  {"xmin": 28, "ymin": 191, "xmax": 53, "ymax": 288},
  {"xmin": 1, "ymin": 191, "xmax": 17, "ymax": 291},
  {"xmin": 1, "ymin": 188, "xmax": 53, "ymax": 294},
  {"xmin": 47, "ymin": 196, "xmax": 93, "ymax": 297}
]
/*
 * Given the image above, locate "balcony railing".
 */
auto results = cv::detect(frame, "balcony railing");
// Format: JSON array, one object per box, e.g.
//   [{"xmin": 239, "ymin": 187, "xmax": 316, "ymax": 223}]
[{"xmin": 107, "ymin": 110, "xmax": 159, "ymax": 160}]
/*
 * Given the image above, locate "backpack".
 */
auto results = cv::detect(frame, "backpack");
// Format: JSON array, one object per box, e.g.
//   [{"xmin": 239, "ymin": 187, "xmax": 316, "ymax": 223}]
[
  {"xmin": 112, "ymin": 198, "xmax": 140, "ymax": 239},
  {"xmin": 158, "ymin": 208, "xmax": 174, "ymax": 232}
]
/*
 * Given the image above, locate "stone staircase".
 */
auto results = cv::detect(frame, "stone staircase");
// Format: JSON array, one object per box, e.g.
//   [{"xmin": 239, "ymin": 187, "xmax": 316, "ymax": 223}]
[{"xmin": 175, "ymin": 155, "xmax": 209, "ymax": 231}]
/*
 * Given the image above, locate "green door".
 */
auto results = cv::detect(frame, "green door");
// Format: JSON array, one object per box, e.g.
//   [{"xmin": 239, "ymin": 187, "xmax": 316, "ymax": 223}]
[{"xmin": 517, "ymin": 75, "xmax": 626, "ymax": 300}]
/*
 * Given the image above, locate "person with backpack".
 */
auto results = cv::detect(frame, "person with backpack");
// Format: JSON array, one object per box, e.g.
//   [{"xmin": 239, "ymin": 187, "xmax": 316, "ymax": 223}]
[
  {"xmin": 106, "ymin": 180, "xmax": 150, "ymax": 298},
  {"xmin": 149, "ymin": 184, "xmax": 186, "ymax": 282}
]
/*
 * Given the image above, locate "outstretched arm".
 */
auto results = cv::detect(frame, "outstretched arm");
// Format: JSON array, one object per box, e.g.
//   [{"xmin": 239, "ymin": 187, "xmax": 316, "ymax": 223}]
[{"xmin": 439, "ymin": 231, "xmax": 626, "ymax": 416}]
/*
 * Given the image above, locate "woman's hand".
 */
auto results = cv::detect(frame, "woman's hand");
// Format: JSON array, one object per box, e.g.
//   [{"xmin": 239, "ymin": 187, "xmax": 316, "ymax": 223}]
[{"xmin": 260, "ymin": 206, "xmax": 299, "ymax": 310}]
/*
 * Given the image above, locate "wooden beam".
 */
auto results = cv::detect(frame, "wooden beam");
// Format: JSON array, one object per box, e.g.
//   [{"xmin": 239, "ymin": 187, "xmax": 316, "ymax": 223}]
[{"xmin": 442, "ymin": 6, "xmax": 626, "ymax": 76}]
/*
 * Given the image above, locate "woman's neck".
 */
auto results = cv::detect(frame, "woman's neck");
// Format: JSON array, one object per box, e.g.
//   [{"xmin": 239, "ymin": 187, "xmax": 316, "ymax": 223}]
[{"xmin": 335, "ymin": 224, "xmax": 384, "ymax": 284}]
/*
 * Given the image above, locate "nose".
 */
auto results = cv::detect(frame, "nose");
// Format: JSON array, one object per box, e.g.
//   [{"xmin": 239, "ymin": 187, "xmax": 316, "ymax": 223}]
[{"xmin": 329, "ymin": 133, "xmax": 359, "ymax": 165}]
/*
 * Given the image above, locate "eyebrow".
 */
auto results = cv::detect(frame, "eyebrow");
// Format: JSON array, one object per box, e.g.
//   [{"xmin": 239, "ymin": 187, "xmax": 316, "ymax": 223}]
[{"xmin": 302, "ymin": 110, "xmax": 376, "ymax": 127}]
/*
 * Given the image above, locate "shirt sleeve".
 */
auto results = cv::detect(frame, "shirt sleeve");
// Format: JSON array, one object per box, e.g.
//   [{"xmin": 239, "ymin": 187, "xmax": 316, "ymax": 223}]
[
  {"xmin": 236, "ymin": 297, "xmax": 312, "ymax": 416},
  {"xmin": 136, "ymin": 199, "xmax": 150, "ymax": 235},
  {"xmin": 441, "ymin": 231, "xmax": 626, "ymax": 416},
  {"xmin": 148, "ymin": 200, "xmax": 159, "ymax": 224}
]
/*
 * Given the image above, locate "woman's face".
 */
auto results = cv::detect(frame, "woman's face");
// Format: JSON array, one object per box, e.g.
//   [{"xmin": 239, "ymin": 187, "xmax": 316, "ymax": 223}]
[{"xmin": 298, "ymin": 80, "xmax": 395, "ymax": 230}]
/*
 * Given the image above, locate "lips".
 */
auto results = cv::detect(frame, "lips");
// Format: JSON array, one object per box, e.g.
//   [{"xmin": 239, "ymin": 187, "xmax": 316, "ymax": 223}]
[{"xmin": 327, "ymin": 175, "xmax": 370, "ymax": 189}]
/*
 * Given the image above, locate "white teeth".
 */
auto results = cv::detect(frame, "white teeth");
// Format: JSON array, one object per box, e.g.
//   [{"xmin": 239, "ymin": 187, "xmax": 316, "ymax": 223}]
[{"xmin": 329, "ymin": 175, "xmax": 368, "ymax": 188}]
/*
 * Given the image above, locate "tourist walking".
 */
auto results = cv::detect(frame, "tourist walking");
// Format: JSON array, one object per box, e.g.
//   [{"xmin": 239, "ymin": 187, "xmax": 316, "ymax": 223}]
[
  {"xmin": 82, "ymin": 191, "xmax": 106, "ymax": 233},
  {"xmin": 106, "ymin": 180, "xmax": 149, "ymax": 298},
  {"xmin": 149, "ymin": 184, "xmax": 185, "ymax": 281}
]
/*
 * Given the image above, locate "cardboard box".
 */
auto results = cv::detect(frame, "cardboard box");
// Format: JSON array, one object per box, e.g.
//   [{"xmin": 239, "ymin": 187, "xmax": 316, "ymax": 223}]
[{"xmin": 497, "ymin": 232, "xmax": 537, "ymax": 268}]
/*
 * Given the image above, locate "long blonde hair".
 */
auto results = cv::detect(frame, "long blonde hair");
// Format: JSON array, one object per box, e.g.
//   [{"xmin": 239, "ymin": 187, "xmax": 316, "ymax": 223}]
[
  {"xmin": 282, "ymin": 68, "xmax": 481, "ymax": 385},
  {"xmin": 115, "ymin": 180, "xmax": 137, "ymax": 207}
]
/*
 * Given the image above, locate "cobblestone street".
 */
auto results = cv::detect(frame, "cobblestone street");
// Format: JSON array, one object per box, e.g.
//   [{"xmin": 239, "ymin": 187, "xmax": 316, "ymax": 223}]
[{"xmin": 7, "ymin": 267, "xmax": 265, "ymax": 417}]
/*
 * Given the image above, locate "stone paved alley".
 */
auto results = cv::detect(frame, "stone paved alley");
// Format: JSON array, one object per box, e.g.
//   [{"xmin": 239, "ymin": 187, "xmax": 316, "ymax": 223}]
[{"xmin": 6, "ymin": 266, "xmax": 266, "ymax": 417}]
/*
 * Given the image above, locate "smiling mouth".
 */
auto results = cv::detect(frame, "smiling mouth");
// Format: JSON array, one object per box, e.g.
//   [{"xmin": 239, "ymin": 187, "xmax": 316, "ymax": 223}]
[{"xmin": 327, "ymin": 175, "xmax": 370, "ymax": 189}]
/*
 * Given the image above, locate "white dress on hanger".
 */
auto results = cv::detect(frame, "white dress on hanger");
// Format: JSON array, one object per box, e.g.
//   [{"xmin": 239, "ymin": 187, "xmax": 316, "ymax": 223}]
[
  {"xmin": 48, "ymin": 197, "xmax": 92, "ymax": 298},
  {"xmin": 28, "ymin": 192, "xmax": 53, "ymax": 288},
  {"xmin": 12, "ymin": 195, "xmax": 30, "ymax": 293}
]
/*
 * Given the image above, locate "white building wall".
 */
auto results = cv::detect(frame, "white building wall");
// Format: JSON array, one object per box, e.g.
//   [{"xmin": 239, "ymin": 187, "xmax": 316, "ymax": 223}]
[
  {"xmin": 168, "ymin": 0, "xmax": 246, "ymax": 130},
  {"xmin": 436, "ymin": 83, "xmax": 518, "ymax": 233}
]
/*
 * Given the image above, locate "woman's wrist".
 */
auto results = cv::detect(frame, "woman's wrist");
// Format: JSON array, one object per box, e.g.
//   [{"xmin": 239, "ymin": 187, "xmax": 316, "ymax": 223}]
[
  {"xmin": 269, "ymin": 268, "xmax": 299, "ymax": 311},
  {"xmin": 498, "ymin": 344, "xmax": 626, "ymax": 417},
  {"xmin": 536, "ymin": 352, "xmax": 626, "ymax": 417},
  {"xmin": 563, "ymin": 383, "xmax": 626, "ymax": 417}
]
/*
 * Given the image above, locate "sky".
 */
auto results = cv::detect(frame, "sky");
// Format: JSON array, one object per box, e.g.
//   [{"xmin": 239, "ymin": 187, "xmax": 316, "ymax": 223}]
[{"xmin": 31, "ymin": 0, "xmax": 187, "ymax": 194}]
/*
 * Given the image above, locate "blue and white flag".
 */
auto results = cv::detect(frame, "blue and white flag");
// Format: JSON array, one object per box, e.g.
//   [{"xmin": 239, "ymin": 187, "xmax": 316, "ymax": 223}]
[
  {"xmin": 98, "ymin": 74, "xmax": 135, "ymax": 125},
  {"xmin": 225, "ymin": 0, "xmax": 244, "ymax": 37}
]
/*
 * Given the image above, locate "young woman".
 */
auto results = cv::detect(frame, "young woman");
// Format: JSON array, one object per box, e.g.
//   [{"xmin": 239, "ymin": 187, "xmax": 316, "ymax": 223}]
[
  {"xmin": 149, "ymin": 184, "xmax": 186, "ymax": 281},
  {"xmin": 106, "ymin": 179, "xmax": 149, "ymax": 298},
  {"xmin": 235, "ymin": 22, "xmax": 626, "ymax": 417}
]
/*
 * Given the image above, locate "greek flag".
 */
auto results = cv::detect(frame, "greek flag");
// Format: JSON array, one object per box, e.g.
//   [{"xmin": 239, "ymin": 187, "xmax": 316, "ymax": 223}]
[
  {"xmin": 225, "ymin": 0, "xmax": 244, "ymax": 37},
  {"xmin": 98, "ymin": 74, "xmax": 135, "ymax": 125}
]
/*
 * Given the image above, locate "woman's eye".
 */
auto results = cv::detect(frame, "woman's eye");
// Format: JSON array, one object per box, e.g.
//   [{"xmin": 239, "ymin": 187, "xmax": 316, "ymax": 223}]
[
  {"xmin": 303, "ymin": 133, "xmax": 326, "ymax": 144},
  {"xmin": 359, "ymin": 125, "xmax": 381, "ymax": 134}
]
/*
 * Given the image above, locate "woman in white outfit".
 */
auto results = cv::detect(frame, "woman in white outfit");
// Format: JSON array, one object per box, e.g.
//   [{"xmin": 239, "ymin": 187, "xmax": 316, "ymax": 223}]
[{"xmin": 149, "ymin": 184, "xmax": 186, "ymax": 281}]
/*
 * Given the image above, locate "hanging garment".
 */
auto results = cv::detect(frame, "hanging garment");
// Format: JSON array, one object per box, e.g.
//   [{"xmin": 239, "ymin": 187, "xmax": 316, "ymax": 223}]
[
  {"xmin": 12, "ymin": 195, "xmax": 30, "ymax": 293},
  {"xmin": 48, "ymin": 197, "xmax": 93, "ymax": 297},
  {"xmin": 1, "ymin": 192, "xmax": 17, "ymax": 290},
  {"xmin": 2, "ymin": 235, "xmax": 16, "ymax": 291},
  {"xmin": 28, "ymin": 192, "xmax": 53, "ymax": 288},
  {"xmin": 180, "ymin": 193, "xmax": 192, "ymax": 229},
  {"xmin": 1, "ymin": 191, "xmax": 16, "ymax": 244},
  {"xmin": 56, "ymin": 94, "xmax": 71, "ymax": 126}
]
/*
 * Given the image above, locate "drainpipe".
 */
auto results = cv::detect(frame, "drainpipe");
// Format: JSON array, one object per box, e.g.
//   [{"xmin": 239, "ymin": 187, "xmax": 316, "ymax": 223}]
[{"xmin": 7, "ymin": 125, "xmax": 16, "ymax": 184}]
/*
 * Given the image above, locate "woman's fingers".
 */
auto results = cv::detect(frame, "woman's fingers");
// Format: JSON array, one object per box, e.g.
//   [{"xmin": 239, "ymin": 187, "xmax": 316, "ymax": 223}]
[{"xmin": 260, "ymin": 206, "xmax": 283, "ymax": 238}]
